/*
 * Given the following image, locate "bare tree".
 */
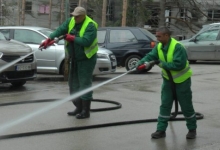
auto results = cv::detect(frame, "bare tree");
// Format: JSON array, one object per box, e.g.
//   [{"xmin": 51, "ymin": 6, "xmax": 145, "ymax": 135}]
[{"xmin": 149, "ymin": 0, "xmax": 220, "ymax": 38}]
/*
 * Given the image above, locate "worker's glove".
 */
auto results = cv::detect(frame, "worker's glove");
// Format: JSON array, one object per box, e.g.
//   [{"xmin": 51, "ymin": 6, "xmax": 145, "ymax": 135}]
[
  {"xmin": 136, "ymin": 61, "xmax": 153, "ymax": 71},
  {"xmin": 39, "ymin": 38, "xmax": 52, "ymax": 49},
  {"xmin": 65, "ymin": 34, "xmax": 75, "ymax": 42}
]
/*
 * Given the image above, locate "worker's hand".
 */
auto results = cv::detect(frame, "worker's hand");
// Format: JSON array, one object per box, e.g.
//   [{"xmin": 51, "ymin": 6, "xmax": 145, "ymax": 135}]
[
  {"xmin": 65, "ymin": 34, "xmax": 75, "ymax": 42},
  {"xmin": 39, "ymin": 38, "xmax": 52, "ymax": 49}
]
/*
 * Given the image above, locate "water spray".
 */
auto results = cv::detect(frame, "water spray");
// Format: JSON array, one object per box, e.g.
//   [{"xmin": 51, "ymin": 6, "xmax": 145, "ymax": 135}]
[{"xmin": 0, "ymin": 64, "xmax": 135, "ymax": 133}]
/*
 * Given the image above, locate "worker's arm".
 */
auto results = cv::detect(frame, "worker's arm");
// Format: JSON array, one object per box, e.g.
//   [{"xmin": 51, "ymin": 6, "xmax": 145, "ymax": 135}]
[
  {"xmin": 49, "ymin": 18, "xmax": 72, "ymax": 39},
  {"xmin": 74, "ymin": 22, "xmax": 97, "ymax": 47}
]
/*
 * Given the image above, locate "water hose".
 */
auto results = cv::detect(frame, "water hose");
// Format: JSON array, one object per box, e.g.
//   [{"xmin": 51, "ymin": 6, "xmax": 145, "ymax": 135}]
[
  {"xmin": 0, "ymin": 68, "xmax": 204, "ymax": 140},
  {"xmin": 0, "ymin": 98, "xmax": 203, "ymax": 140}
]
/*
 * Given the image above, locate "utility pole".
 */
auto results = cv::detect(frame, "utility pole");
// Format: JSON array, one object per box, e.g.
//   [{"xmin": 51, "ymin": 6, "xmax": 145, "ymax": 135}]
[
  {"xmin": 21, "ymin": 0, "xmax": 25, "ymax": 25},
  {"xmin": 101, "ymin": 0, "xmax": 107, "ymax": 27},
  {"xmin": 49, "ymin": 0, "xmax": 52, "ymax": 28},
  {"xmin": 122, "ymin": 0, "xmax": 127, "ymax": 27}
]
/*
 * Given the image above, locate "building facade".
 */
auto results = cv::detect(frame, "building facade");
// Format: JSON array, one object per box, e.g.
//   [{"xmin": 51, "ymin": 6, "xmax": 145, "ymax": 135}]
[{"xmin": 0, "ymin": 0, "xmax": 220, "ymax": 38}]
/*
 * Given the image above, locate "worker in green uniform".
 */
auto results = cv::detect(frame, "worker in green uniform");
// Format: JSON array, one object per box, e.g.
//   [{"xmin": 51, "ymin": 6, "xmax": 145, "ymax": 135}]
[
  {"xmin": 39, "ymin": 6, "xmax": 98, "ymax": 119},
  {"xmin": 136, "ymin": 26, "xmax": 197, "ymax": 139}
]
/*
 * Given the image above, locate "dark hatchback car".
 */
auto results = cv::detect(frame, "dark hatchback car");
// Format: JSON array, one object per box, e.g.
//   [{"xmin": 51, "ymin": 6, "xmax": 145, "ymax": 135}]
[{"xmin": 97, "ymin": 27, "xmax": 157, "ymax": 71}]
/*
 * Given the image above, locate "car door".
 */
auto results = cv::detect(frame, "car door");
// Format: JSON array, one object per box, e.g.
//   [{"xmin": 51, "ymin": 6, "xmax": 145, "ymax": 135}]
[
  {"xmin": 100, "ymin": 29, "xmax": 139, "ymax": 65},
  {"xmin": 187, "ymin": 29, "xmax": 219, "ymax": 60},
  {"xmin": 215, "ymin": 33, "xmax": 220, "ymax": 60},
  {"xmin": 12, "ymin": 29, "xmax": 56, "ymax": 73}
]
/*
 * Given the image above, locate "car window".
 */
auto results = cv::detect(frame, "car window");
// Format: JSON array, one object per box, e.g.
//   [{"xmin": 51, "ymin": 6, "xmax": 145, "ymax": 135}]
[
  {"xmin": 14, "ymin": 29, "xmax": 44, "ymax": 44},
  {"xmin": 0, "ymin": 32, "xmax": 6, "ymax": 40},
  {"xmin": 109, "ymin": 30, "xmax": 137, "ymax": 43},
  {"xmin": 198, "ymin": 24, "xmax": 220, "ymax": 34},
  {"xmin": 97, "ymin": 30, "xmax": 106, "ymax": 44},
  {"xmin": 196, "ymin": 29, "xmax": 219, "ymax": 41},
  {"xmin": 0, "ymin": 29, "xmax": 10, "ymax": 39},
  {"xmin": 140, "ymin": 28, "xmax": 157, "ymax": 41}
]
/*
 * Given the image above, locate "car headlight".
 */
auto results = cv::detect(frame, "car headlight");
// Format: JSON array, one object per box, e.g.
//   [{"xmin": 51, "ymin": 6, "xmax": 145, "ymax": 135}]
[
  {"xmin": 109, "ymin": 54, "xmax": 116, "ymax": 61},
  {"xmin": 0, "ymin": 52, "xmax": 3, "ymax": 59},
  {"xmin": 97, "ymin": 53, "xmax": 108, "ymax": 59}
]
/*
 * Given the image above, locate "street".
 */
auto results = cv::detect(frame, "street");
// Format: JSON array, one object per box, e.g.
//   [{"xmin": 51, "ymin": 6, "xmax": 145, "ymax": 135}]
[{"xmin": 0, "ymin": 62, "xmax": 220, "ymax": 150}]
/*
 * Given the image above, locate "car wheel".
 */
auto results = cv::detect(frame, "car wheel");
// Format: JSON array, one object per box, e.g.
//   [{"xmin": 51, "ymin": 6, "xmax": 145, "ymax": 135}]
[
  {"xmin": 125, "ymin": 55, "xmax": 153, "ymax": 73},
  {"xmin": 10, "ymin": 81, "xmax": 26, "ymax": 87},
  {"xmin": 125, "ymin": 55, "xmax": 141, "ymax": 71}
]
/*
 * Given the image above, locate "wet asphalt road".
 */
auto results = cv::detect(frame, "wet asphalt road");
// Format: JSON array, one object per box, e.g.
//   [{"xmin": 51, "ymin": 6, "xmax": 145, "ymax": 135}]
[{"xmin": 0, "ymin": 61, "xmax": 220, "ymax": 150}]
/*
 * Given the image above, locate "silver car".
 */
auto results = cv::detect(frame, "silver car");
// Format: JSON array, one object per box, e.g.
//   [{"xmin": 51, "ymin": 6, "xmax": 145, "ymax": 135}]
[
  {"xmin": 0, "ymin": 32, "xmax": 37, "ymax": 87},
  {"xmin": 180, "ymin": 28, "xmax": 220, "ymax": 63},
  {"xmin": 0, "ymin": 26, "xmax": 117, "ymax": 75}
]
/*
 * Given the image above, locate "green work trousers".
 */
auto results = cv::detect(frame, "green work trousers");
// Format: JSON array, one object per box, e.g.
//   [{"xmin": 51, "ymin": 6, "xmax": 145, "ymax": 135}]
[
  {"xmin": 157, "ymin": 77, "xmax": 197, "ymax": 131},
  {"xmin": 68, "ymin": 54, "xmax": 97, "ymax": 101}
]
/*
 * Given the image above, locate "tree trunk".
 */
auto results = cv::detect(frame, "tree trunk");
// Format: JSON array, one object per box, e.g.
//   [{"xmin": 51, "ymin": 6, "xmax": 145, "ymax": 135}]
[
  {"xmin": 101, "ymin": 0, "xmax": 107, "ymax": 27},
  {"xmin": 159, "ymin": 0, "xmax": 166, "ymax": 27},
  {"xmin": 49, "ymin": 0, "xmax": 52, "ymax": 28},
  {"xmin": 122, "ymin": 0, "xmax": 127, "ymax": 27},
  {"xmin": 21, "ymin": 0, "xmax": 25, "ymax": 25}
]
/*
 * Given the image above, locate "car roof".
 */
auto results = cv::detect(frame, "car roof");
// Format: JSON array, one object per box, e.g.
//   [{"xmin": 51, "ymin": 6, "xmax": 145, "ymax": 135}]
[
  {"xmin": 0, "ymin": 26, "xmax": 49, "ymax": 30},
  {"xmin": 98, "ymin": 27, "xmax": 141, "ymax": 29}
]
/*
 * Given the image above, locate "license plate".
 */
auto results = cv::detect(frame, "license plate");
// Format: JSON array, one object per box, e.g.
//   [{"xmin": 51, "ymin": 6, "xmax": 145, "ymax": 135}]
[
  {"xmin": 15, "ymin": 65, "xmax": 31, "ymax": 71},
  {"xmin": 112, "ymin": 61, "xmax": 117, "ymax": 66}
]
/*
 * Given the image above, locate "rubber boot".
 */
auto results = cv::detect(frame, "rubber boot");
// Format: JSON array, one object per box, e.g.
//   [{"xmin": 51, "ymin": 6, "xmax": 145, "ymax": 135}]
[
  {"xmin": 186, "ymin": 129, "xmax": 196, "ymax": 139},
  {"xmin": 76, "ymin": 100, "xmax": 91, "ymax": 119},
  {"xmin": 151, "ymin": 131, "xmax": 166, "ymax": 139},
  {"xmin": 67, "ymin": 98, "xmax": 82, "ymax": 116}
]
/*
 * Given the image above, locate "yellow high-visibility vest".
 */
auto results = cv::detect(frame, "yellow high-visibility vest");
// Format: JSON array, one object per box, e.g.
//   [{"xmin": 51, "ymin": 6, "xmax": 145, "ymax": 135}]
[
  {"xmin": 157, "ymin": 38, "xmax": 192, "ymax": 83},
  {"xmin": 66, "ymin": 16, "xmax": 98, "ymax": 58}
]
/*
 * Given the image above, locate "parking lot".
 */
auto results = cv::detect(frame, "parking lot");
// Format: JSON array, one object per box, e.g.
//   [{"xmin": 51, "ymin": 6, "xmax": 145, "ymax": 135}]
[{"xmin": 0, "ymin": 62, "xmax": 220, "ymax": 150}]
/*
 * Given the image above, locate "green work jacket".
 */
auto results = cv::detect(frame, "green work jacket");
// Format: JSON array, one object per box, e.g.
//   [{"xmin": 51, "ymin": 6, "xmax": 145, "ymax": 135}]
[
  {"xmin": 157, "ymin": 38, "xmax": 192, "ymax": 83},
  {"xmin": 49, "ymin": 16, "xmax": 98, "ymax": 61},
  {"xmin": 138, "ymin": 38, "xmax": 192, "ymax": 83}
]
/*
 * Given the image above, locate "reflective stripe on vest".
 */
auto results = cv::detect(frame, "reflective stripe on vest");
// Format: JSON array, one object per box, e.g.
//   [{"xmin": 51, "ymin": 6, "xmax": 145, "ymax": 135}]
[
  {"xmin": 67, "ymin": 16, "xmax": 98, "ymax": 58},
  {"xmin": 157, "ymin": 38, "xmax": 192, "ymax": 83}
]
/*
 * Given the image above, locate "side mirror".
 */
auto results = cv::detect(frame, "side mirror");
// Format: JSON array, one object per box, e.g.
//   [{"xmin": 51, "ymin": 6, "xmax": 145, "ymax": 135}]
[{"xmin": 190, "ymin": 38, "xmax": 197, "ymax": 43}]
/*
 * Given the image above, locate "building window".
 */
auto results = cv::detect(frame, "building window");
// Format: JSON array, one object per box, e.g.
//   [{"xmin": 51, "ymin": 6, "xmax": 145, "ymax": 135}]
[
  {"xmin": 39, "ymin": 5, "xmax": 50, "ymax": 14},
  {"xmin": 208, "ymin": 10, "xmax": 220, "ymax": 21},
  {"xmin": 25, "ymin": 1, "xmax": 32, "ymax": 13},
  {"xmin": 145, "ymin": 7, "xmax": 159, "ymax": 28},
  {"xmin": 180, "ymin": 8, "xmax": 187, "ymax": 21}
]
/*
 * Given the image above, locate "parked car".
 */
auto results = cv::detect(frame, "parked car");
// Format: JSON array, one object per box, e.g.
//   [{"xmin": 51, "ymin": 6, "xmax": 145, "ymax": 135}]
[
  {"xmin": 180, "ymin": 27, "xmax": 220, "ymax": 63},
  {"xmin": 0, "ymin": 32, "xmax": 37, "ymax": 87},
  {"xmin": 0, "ymin": 26, "xmax": 117, "ymax": 75},
  {"xmin": 97, "ymin": 27, "xmax": 157, "ymax": 71},
  {"xmin": 197, "ymin": 22, "xmax": 220, "ymax": 35}
]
